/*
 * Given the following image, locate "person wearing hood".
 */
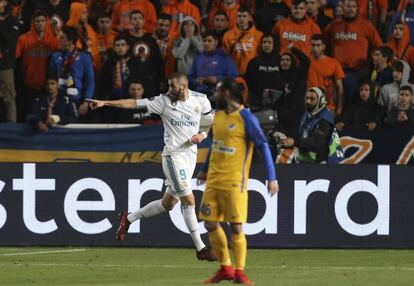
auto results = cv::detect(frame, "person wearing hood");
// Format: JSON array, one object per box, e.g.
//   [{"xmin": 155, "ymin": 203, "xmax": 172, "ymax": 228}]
[
  {"xmin": 389, "ymin": 0, "xmax": 414, "ymax": 46},
  {"xmin": 244, "ymin": 34, "xmax": 282, "ymax": 109},
  {"xmin": 15, "ymin": 9, "xmax": 60, "ymax": 121},
  {"xmin": 281, "ymin": 87, "xmax": 343, "ymax": 163},
  {"xmin": 335, "ymin": 81, "xmax": 383, "ymax": 132},
  {"xmin": 386, "ymin": 21, "xmax": 414, "ymax": 68},
  {"xmin": 66, "ymin": 2, "xmax": 101, "ymax": 72},
  {"xmin": 188, "ymin": 30, "xmax": 239, "ymax": 97},
  {"xmin": 222, "ymin": 6, "xmax": 263, "ymax": 75},
  {"xmin": 379, "ymin": 60, "xmax": 414, "ymax": 112},
  {"xmin": 272, "ymin": 0, "xmax": 321, "ymax": 57},
  {"xmin": 161, "ymin": 0, "xmax": 201, "ymax": 39},
  {"xmin": 172, "ymin": 15, "xmax": 203, "ymax": 75},
  {"xmin": 276, "ymin": 42, "xmax": 310, "ymax": 139}
]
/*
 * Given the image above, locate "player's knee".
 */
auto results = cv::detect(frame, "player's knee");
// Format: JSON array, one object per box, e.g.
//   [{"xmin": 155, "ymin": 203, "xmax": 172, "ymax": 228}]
[
  {"xmin": 204, "ymin": 221, "xmax": 218, "ymax": 232},
  {"xmin": 230, "ymin": 223, "xmax": 243, "ymax": 234},
  {"xmin": 161, "ymin": 200, "xmax": 176, "ymax": 211}
]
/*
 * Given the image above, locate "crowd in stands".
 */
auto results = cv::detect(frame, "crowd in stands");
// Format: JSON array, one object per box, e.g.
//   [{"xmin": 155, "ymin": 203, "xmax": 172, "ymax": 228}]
[{"xmin": 0, "ymin": 0, "xmax": 413, "ymax": 137}]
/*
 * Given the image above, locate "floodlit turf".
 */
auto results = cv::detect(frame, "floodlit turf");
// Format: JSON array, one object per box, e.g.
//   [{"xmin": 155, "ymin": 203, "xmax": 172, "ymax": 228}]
[{"xmin": 0, "ymin": 247, "xmax": 414, "ymax": 285}]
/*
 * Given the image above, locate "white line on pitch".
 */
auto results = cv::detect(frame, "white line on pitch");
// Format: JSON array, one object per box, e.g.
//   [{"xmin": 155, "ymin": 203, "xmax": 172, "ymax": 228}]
[
  {"xmin": 1, "ymin": 262, "xmax": 414, "ymax": 271},
  {"xmin": 1, "ymin": 248, "xmax": 86, "ymax": 256}
]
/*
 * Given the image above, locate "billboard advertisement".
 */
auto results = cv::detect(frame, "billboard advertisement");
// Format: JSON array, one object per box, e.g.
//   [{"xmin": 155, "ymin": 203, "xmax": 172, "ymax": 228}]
[{"xmin": 0, "ymin": 163, "xmax": 413, "ymax": 248}]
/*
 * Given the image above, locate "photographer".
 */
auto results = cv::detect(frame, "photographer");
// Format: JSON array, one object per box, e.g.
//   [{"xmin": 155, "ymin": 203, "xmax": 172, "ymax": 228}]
[
  {"xmin": 0, "ymin": 0, "xmax": 20, "ymax": 122},
  {"xmin": 280, "ymin": 87, "xmax": 343, "ymax": 163}
]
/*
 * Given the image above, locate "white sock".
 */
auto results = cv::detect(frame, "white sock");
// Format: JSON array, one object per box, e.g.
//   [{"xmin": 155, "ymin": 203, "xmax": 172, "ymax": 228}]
[
  {"xmin": 127, "ymin": 199, "xmax": 167, "ymax": 223},
  {"xmin": 181, "ymin": 205, "xmax": 206, "ymax": 252}
]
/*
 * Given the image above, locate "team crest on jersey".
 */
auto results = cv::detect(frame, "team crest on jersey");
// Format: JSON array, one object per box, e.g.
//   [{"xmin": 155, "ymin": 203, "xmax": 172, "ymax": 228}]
[
  {"xmin": 171, "ymin": 101, "xmax": 177, "ymax": 107},
  {"xmin": 228, "ymin": 124, "xmax": 236, "ymax": 131},
  {"xmin": 194, "ymin": 106, "xmax": 200, "ymax": 113}
]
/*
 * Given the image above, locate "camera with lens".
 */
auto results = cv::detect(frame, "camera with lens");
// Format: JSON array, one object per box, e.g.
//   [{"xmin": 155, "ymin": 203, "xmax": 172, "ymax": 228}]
[{"xmin": 252, "ymin": 89, "xmax": 287, "ymax": 160}]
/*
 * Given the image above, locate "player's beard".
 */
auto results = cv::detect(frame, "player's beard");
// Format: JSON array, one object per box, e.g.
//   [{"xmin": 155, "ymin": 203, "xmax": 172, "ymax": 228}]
[
  {"xmin": 215, "ymin": 97, "xmax": 227, "ymax": 110},
  {"xmin": 305, "ymin": 103, "xmax": 315, "ymax": 113},
  {"xmin": 169, "ymin": 90, "xmax": 181, "ymax": 102}
]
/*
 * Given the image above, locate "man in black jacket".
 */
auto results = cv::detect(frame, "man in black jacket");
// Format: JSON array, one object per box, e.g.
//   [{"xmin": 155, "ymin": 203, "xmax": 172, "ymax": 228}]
[
  {"xmin": 26, "ymin": 75, "xmax": 77, "ymax": 133},
  {"xmin": 0, "ymin": 0, "xmax": 20, "ymax": 122}
]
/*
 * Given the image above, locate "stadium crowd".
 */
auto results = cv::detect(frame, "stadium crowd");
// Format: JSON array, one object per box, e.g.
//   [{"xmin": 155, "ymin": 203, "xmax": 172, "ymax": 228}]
[{"xmin": 0, "ymin": 0, "xmax": 414, "ymax": 138}]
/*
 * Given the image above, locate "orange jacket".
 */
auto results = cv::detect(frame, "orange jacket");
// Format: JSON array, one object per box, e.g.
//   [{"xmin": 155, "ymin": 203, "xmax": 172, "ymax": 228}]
[
  {"xmin": 162, "ymin": 0, "xmax": 201, "ymax": 39},
  {"xmin": 222, "ymin": 24, "xmax": 263, "ymax": 75},
  {"xmin": 386, "ymin": 23, "xmax": 411, "ymax": 61},
  {"xmin": 208, "ymin": 2, "xmax": 239, "ymax": 30},
  {"xmin": 324, "ymin": 17, "xmax": 383, "ymax": 69},
  {"xmin": 273, "ymin": 16, "xmax": 321, "ymax": 57},
  {"xmin": 16, "ymin": 13, "xmax": 60, "ymax": 90},
  {"xmin": 67, "ymin": 2, "xmax": 101, "ymax": 71},
  {"xmin": 112, "ymin": 0, "xmax": 157, "ymax": 34}
]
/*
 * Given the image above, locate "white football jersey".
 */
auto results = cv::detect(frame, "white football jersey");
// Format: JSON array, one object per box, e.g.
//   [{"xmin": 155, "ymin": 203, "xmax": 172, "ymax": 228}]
[{"xmin": 136, "ymin": 89, "xmax": 213, "ymax": 155}]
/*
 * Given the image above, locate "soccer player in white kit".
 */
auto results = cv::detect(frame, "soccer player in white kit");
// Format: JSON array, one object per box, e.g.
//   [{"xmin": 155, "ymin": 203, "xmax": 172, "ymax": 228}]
[{"xmin": 89, "ymin": 73, "xmax": 216, "ymax": 261}]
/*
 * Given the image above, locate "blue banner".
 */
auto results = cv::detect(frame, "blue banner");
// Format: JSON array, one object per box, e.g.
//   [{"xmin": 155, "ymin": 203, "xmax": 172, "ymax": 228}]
[{"xmin": 0, "ymin": 124, "xmax": 412, "ymax": 164}]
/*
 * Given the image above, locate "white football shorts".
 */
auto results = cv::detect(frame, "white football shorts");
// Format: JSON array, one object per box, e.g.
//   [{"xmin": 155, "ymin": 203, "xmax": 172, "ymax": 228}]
[{"xmin": 162, "ymin": 150, "xmax": 196, "ymax": 198}]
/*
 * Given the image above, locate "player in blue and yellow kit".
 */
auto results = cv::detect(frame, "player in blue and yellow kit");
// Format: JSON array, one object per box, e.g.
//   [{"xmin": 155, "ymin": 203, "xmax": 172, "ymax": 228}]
[{"xmin": 197, "ymin": 78, "xmax": 279, "ymax": 285}]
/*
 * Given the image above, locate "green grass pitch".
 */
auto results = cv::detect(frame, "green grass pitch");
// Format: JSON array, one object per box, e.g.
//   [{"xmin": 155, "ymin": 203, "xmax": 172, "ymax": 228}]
[{"xmin": 1, "ymin": 247, "xmax": 414, "ymax": 285}]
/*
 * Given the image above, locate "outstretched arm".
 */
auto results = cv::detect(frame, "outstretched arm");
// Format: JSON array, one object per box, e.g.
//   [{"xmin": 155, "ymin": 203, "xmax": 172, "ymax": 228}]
[{"xmin": 88, "ymin": 99, "xmax": 141, "ymax": 110}]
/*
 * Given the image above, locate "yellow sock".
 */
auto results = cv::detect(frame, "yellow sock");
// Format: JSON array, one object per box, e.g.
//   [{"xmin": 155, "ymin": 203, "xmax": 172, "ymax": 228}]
[
  {"xmin": 231, "ymin": 232, "xmax": 247, "ymax": 270},
  {"xmin": 209, "ymin": 227, "xmax": 231, "ymax": 266}
]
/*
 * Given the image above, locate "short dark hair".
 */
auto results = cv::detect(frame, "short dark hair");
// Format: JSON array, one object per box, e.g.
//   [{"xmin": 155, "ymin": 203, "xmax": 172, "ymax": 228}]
[
  {"xmin": 130, "ymin": 9, "xmax": 144, "ymax": 19},
  {"xmin": 158, "ymin": 13, "xmax": 172, "ymax": 21},
  {"xmin": 33, "ymin": 9, "xmax": 48, "ymax": 20},
  {"xmin": 170, "ymin": 72, "xmax": 188, "ymax": 84},
  {"xmin": 237, "ymin": 6, "xmax": 250, "ymax": 14},
  {"xmin": 374, "ymin": 45, "xmax": 394, "ymax": 61},
  {"xmin": 214, "ymin": 10, "xmax": 229, "ymax": 20},
  {"xmin": 201, "ymin": 30, "xmax": 218, "ymax": 40},
  {"xmin": 113, "ymin": 34, "xmax": 129, "ymax": 45},
  {"xmin": 292, "ymin": 0, "xmax": 306, "ymax": 6},
  {"xmin": 61, "ymin": 26, "xmax": 78, "ymax": 44},
  {"xmin": 310, "ymin": 33, "xmax": 326, "ymax": 45},
  {"xmin": 46, "ymin": 72, "xmax": 59, "ymax": 82},
  {"xmin": 128, "ymin": 78, "xmax": 144, "ymax": 88},
  {"xmin": 97, "ymin": 12, "xmax": 111, "ymax": 20},
  {"xmin": 219, "ymin": 78, "xmax": 244, "ymax": 104},
  {"xmin": 393, "ymin": 61, "xmax": 405, "ymax": 72},
  {"xmin": 399, "ymin": 85, "xmax": 413, "ymax": 95}
]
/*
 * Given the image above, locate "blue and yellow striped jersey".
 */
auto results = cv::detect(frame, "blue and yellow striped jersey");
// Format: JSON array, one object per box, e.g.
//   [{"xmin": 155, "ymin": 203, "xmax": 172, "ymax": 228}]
[{"xmin": 204, "ymin": 107, "xmax": 276, "ymax": 191}]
